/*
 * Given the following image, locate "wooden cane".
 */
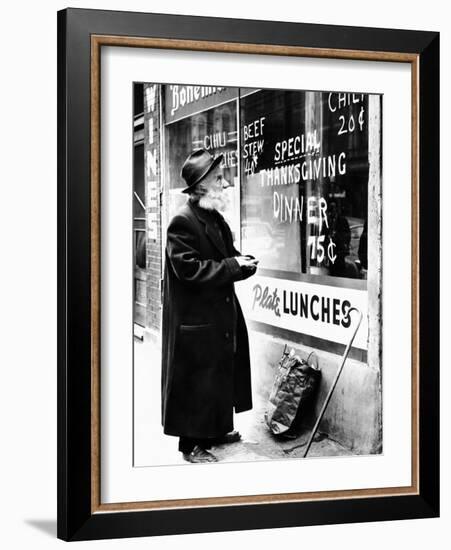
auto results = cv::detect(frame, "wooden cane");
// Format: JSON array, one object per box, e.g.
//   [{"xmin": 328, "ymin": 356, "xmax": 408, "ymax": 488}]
[{"xmin": 303, "ymin": 307, "xmax": 363, "ymax": 458}]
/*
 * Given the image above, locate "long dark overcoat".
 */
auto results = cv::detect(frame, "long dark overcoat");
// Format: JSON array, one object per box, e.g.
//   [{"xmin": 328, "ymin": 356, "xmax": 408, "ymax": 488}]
[{"xmin": 161, "ymin": 200, "xmax": 254, "ymax": 439}]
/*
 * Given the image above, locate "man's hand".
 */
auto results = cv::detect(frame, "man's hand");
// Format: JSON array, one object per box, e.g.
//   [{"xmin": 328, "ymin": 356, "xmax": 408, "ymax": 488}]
[{"xmin": 235, "ymin": 255, "xmax": 259, "ymax": 269}]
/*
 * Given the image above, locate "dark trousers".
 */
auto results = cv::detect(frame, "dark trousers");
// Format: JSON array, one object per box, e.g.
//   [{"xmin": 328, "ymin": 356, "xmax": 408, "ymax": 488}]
[{"xmin": 178, "ymin": 437, "xmax": 213, "ymax": 454}]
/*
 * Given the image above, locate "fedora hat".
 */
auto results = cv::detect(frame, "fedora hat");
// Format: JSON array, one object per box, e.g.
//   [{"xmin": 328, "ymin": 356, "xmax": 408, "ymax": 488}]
[{"xmin": 181, "ymin": 149, "xmax": 224, "ymax": 194}]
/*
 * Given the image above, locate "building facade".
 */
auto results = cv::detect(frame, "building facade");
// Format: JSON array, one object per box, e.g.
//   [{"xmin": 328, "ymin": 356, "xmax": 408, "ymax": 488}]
[{"xmin": 133, "ymin": 83, "xmax": 382, "ymax": 455}]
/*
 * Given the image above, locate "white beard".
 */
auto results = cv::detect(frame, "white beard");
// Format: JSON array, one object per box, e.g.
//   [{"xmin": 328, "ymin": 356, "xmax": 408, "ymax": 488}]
[{"xmin": 198, "ymin": 187, "xmax": 229, "ymax": 212}]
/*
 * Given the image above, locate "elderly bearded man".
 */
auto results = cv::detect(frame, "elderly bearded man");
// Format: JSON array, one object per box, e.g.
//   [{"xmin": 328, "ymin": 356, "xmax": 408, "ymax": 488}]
[{"xmin": 161, "ymin": 149, "xmax": 259, "ymax": 464}]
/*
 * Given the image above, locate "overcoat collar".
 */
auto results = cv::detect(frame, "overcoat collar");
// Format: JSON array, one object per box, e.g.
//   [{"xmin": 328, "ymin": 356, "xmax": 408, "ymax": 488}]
[{"xmin": 187, "ymin": 200, "xmax": 228, "ymax": 257}]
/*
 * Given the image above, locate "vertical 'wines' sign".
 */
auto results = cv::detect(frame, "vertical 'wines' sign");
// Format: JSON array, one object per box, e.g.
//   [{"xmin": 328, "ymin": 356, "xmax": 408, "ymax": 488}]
[{"xmin": 144, "ymin": 85, "xmax": 160, "ymax": 240}]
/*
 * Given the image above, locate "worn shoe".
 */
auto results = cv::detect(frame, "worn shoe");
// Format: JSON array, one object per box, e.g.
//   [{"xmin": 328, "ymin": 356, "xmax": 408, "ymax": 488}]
[
  {"xmin": 212, "ymin": 430, "xmax": 242, "ymax": 445},
  {"xmin": 183, "ymin": 445, "xmax": 218, "ymax": 463}
]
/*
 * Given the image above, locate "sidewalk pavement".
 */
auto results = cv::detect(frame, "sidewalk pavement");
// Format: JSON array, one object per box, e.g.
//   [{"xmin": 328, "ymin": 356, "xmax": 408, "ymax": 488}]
[{"xmin": 133, "ymin": 331, "xmax": 351, "ymax": 467}]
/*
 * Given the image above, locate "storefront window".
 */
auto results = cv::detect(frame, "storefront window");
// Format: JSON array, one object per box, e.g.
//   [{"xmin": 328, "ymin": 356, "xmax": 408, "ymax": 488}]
[
  {"xmin": 240, "ymin": 89, "xmax": 369, "ymax": 282},
  {"xmin": 163, "ymin": 85, "xmax": 369, "ymax": 282}
]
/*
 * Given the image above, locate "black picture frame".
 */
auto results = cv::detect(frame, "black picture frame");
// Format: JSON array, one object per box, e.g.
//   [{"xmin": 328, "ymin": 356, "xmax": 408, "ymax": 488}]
[{"xmin": 57, "ymin": 7, "xmax": 439, "ymax": 541}]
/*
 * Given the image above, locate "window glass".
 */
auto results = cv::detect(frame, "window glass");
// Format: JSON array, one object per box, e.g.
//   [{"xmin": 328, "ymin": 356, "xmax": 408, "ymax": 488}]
[
  {"xmin": 165, "ymin": 98, "xmax": 239, "ymax": 231},
  {"xmin": 240, "ymin": 89, "xmax": 369, "ymax": 280}
]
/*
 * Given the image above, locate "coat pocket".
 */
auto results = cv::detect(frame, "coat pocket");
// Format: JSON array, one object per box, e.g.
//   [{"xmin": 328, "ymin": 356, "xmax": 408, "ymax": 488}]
[
  {"xmin": 179, "ymin": 323, "xmax": 212, "ymax": 331},
  {"xmin": 177, "ymin": 324, "xmax": 215, "ymax": 371}
]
